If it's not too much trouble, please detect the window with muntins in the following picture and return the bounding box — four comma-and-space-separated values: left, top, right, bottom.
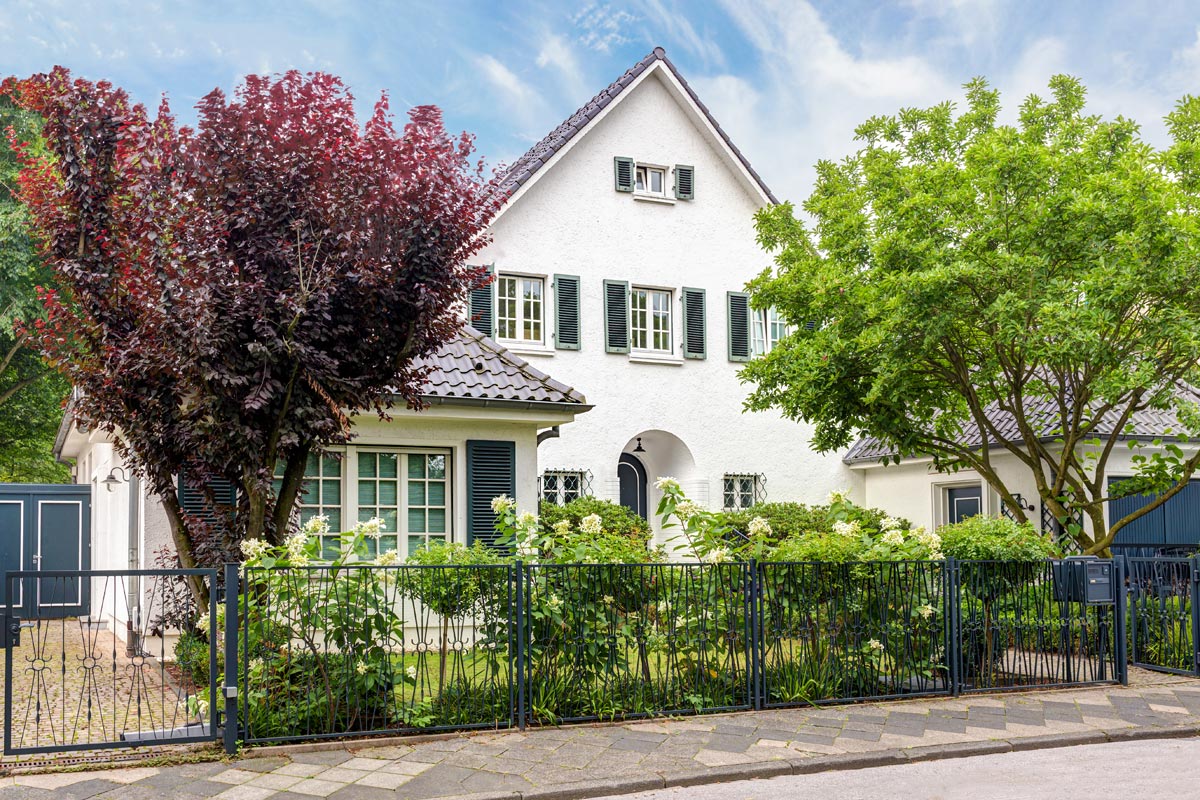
631, 288, 672, 353
751, 308, 790, 356
275, 453, 343, 558
723, 473, 764, 511
277, 448, 449, 560
496, 275, 544, 344
540, 469, 592, 505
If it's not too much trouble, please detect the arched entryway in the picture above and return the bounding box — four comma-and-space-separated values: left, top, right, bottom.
618, 452, 649, 520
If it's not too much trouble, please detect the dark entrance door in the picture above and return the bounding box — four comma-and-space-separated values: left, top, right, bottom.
947, 485, 982, 524
618, 453, 648, 520
0, 484, 91, 616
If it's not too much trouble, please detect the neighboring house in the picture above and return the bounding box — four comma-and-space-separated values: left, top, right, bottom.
51, 328, 590, 597
846, 401, 1200, 552
473, 47, 860, 539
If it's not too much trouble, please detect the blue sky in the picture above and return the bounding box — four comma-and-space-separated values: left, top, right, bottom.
4, 1, 1200, 202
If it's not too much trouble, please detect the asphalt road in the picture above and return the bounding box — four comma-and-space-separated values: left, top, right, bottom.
600, 738, 1200, 800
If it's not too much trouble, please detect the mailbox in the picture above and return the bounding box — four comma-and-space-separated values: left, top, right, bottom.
1052, 556, 1116, 605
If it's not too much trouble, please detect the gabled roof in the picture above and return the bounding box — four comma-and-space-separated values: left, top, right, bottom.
844, 398, 1191, 465
495, 46, 778, 204
415, 326, 588, 408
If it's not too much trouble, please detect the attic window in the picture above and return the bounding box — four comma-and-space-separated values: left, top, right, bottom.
635, 165, 666, 197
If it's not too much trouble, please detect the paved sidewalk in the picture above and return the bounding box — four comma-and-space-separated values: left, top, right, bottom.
3, 670, 1200, 800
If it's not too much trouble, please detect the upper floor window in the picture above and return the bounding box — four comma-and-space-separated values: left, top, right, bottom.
723, 473, 765, 511
497, 274, 544, 345
540, 469, 592, 506
635, 165, 667, 197
631, 287, 672, 353
751, 308, 790, 356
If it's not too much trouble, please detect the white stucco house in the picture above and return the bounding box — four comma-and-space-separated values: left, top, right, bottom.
847, 401, 1200, 553
40, 45, 865, 602
469, 46, 859, 539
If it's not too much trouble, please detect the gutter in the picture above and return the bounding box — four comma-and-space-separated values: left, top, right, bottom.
419, 396, 594, 414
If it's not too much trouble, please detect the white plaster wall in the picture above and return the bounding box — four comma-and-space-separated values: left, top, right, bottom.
858, 446, 1200, 534
478, 64, 860, 538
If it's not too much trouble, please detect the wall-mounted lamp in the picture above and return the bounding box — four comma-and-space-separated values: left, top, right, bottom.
633, 437, 646, 453
102, 466, 129, 493
1011, 493, 1035, 512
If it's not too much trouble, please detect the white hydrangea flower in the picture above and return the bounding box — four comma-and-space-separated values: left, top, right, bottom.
602, 594, 615, 605
357, 517, 385, 538
355, 661, 369, 676
374, 550, 399, 566
239, 537, 269, 562
880, 516, 902, 532
406, 665, 418, 680
832, 520, 861, 538
675, 500, 700, 521
195, 615, 210, 635
490, 495, 515, 514
917, 603, 936, 619
702, 547, 731, 564
748, 517, 772, 538
518, 511, 538, 528
545, 593, 564, 613
827, 489, 849, 505
881, 529, 905, 547
249, 657, 264, 672
580, 514, 603, 536
301, 514, 330, 539
654, 476, 681, 492
552, 519, 572, 538
867, 638, 884, 652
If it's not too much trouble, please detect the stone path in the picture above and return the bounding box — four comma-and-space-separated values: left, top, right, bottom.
2, 670, 1200, 800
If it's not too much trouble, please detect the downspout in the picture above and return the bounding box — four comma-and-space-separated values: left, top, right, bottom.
537, 426, 561, 446
126, 474, 141, 657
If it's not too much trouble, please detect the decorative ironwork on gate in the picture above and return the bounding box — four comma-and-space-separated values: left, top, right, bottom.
3, 569, 220, 756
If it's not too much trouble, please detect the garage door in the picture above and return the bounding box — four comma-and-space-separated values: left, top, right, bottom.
0, 484, 91, 616
1107, 478, 1200, 553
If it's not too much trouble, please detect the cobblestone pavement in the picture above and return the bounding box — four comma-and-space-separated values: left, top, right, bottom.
2, 670, 1200, 800
3, 621, 200, 754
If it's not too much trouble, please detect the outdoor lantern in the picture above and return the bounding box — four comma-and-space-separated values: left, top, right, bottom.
102, 467, 128, 493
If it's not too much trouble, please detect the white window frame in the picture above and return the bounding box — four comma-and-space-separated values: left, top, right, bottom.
752, 307, 791, 357
495, 273, 546, 346
630, 286, 673, 354
634, 163, 668, 198
540, 469, 592, 506
722, 473, 764, 511
282, 445, 452, 560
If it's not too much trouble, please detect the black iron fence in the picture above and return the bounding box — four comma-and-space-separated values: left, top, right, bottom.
231, 557, 1125, 746
2, 569, 219, 756
4, 558, 1129, 756
1125, 556, 1198, 675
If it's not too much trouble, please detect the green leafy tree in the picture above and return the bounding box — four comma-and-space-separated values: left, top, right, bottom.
0, 96, 68, 482
747, 76, 1200, 555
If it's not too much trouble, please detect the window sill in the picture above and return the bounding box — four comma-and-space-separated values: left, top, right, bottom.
629, 352, 684, 366
499, 342, 554, 357
633, 193, 675, 205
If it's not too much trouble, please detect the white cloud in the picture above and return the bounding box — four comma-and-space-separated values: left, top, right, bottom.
537, 33, 589, 102
572, 2, 637, 53
475, 54, 549, 139
640, 0, 725, 67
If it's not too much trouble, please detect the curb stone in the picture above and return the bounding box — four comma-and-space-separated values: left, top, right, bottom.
902, 740, 1013, 762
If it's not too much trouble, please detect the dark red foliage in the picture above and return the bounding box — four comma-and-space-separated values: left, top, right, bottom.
6, 68, 499, 565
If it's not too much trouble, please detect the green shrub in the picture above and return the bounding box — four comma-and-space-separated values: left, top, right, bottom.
174, 630, 211, 687
718, 501, 910, 544
938, 516, 1060, 561
539, 497, 649, 542
769, 532, 863, 563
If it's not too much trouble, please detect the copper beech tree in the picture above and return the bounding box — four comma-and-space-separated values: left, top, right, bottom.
6, 68, 499, 578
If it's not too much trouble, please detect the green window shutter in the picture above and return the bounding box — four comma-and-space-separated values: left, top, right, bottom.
614, 156, 635, 193
466, 440, 515, 550
681, 287, 706, 360
603, 279, 630, 354
674, 164, 695, 200
727, 291, 752, 362
469, 264, 495, 337
178, 473, 237, 525
553, 274, 581, 351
